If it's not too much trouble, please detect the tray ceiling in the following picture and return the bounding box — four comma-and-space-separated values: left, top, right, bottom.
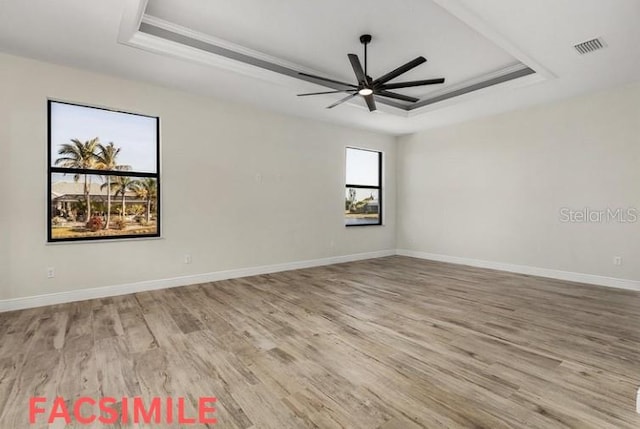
132, 0, 537, 113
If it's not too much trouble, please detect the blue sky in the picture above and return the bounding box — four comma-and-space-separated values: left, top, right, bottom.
50, 102, 157, 173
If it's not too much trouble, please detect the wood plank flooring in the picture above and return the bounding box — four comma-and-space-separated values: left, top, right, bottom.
1, 256, 639, 428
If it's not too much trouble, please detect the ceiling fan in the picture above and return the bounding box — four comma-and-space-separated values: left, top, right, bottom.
298, 34, 445, 112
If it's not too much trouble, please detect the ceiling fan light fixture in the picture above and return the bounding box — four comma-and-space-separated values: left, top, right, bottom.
297, 34, 445, 112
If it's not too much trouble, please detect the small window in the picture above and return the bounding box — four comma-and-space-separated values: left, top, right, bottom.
48, 101, 160, 242
345, 147, 382, 226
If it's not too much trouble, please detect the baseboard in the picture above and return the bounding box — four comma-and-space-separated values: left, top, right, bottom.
396, 249, 640, 292
0, 249, 395, 313
4, 248, 637, 313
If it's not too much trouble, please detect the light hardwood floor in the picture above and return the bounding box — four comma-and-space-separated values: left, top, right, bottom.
1, 256, 639, 428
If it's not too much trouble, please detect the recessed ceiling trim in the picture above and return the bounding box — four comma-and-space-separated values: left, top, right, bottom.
412, 63, 526, 100
139, 22, 300, 79
138, 20, 408, 111
410, 66, 535, 110
135, 19, 538, 114
141, 15, 317, 76
117, 0, 554, 119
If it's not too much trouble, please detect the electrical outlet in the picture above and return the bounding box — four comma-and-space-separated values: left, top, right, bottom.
47, 267, 55, 278
184, 254, 192, 264
613, 256, 622, 266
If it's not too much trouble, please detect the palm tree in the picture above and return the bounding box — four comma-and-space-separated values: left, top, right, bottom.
55, 138, 99, 221
95, 142, 121, 229
111, 176, 137, 221
133, 178, 157, 224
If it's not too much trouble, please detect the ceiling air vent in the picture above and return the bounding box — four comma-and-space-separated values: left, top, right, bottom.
574, 38, 606, 55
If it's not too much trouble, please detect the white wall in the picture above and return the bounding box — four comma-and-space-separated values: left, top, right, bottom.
4, 50, 638, 305
0, 53, 396, 301
0, 64, 9, 298
398, 82, 640, 281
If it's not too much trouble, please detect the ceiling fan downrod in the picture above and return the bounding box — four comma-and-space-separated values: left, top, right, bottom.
360, 34, 372, 81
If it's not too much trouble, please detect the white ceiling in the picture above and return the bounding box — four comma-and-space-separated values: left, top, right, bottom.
144, 0, 519, 100
0, 0, 639, 135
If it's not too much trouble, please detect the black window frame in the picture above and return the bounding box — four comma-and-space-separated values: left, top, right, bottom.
47, 100, 161, 243
345, 147, 383, 227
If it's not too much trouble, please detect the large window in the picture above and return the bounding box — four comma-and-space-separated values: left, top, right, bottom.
48, 101, 160, 242
345, 147, 382, 226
